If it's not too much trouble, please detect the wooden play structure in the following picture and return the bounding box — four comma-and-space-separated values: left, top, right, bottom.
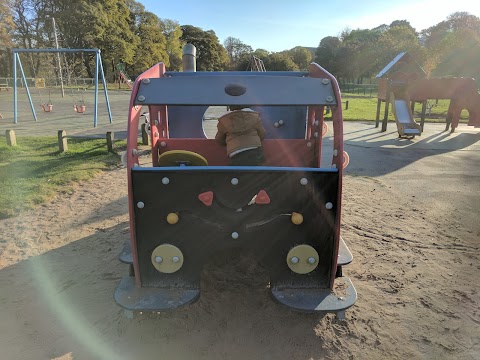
114, 57, 357, 319
376, 52, 480, 136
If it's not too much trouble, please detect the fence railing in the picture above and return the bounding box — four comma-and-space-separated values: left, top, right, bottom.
339, 82, 378, 96
0, 77, 96, 88
0, 77, 37, 88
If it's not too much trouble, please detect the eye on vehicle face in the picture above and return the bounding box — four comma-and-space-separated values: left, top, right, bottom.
224, 84, 247, 96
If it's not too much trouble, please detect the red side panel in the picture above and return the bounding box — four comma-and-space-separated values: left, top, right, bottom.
127, 63, 166, 286
309, 63, 344, 289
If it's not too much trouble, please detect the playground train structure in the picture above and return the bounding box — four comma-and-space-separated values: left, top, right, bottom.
114, 60, 357, 320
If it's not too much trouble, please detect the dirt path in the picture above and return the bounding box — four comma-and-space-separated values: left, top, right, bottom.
0, 159, 479, 359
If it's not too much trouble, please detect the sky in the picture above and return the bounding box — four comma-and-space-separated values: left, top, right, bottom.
141, 0, 480, 52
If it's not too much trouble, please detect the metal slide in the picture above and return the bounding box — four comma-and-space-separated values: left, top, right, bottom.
390, 88, 422, 137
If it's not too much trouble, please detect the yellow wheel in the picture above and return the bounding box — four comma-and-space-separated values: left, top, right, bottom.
151, 244, 184, 273
286, 245, 319, 274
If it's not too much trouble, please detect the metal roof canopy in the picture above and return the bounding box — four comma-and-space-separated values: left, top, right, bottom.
376, 52, 427, 79
134, 75, 337, 106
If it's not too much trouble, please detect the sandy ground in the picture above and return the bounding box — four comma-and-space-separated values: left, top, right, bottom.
0, 122, 479, 360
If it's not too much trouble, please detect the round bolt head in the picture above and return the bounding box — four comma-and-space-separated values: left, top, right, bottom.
325, 202, 333, 210
142, 78, 150, 84
160, 141, 167, 147
231, 178, 239, 185
314, 120, 319, 126
308, 257, 316, 264
162, 177, 170, 185
300, 178, 308, 185
154, 119, 159, 125
290, 256, 299, 264
307, 142, 312, 148
326, 96, 334, 102
231, 232, 239, 239
137, 201, 145, 209
314, 132, 318, 138
154, 132, 159, 137
278, 120, 284, 125
172, 256, 180, 263
154, 256, 163, 263
322, 79, 329, 85
274, 122, 279, 128
132, 149, 138, 156
137, 95, 145, 102
333, 149, 338, 156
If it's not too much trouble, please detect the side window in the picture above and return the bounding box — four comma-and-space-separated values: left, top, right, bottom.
202, 106, 231, 139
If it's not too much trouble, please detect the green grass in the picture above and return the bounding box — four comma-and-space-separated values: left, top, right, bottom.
0, 137, 126, 219
335, 93, 469, 122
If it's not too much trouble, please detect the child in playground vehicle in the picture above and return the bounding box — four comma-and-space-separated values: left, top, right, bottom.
215, 105, 266, 166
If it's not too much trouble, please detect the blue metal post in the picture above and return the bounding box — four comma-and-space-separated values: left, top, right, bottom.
16, 53, 38, 122
94, 51, 99, 127
98, 52, 113, 123
13, 52, 17, 124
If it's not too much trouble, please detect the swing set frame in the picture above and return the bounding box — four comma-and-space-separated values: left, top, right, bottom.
12, 48, 112, 127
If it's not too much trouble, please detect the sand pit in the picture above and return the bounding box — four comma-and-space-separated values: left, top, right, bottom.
0, 122, 479, 359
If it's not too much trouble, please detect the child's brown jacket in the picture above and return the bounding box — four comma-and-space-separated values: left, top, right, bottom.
215, 110, 266, 156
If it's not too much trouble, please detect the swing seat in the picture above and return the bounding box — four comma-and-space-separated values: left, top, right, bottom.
41, 103, 53, 112
74, 105, 86, 113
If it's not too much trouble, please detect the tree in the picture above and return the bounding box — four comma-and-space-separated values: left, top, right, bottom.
265, 52, 298, 71
337, 28, 383, 82
223, 36, 252, 69
160, 18, 183, 71
421, 12, 480, 79
0, 0, 14, 76
23, 0, 138, 80
390, 20, 416, 34
180, 25, 228, 71
81, 0, 137, 79
235, 48, 269, 71
0, 0, 14, 47
315, 36, 341, 75
374, 24, 422, 76
287, 46, 312, 70
131, 11, 169, 74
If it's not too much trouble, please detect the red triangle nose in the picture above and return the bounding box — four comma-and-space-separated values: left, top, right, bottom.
255, 190, 270, 204
198, 191, 214, 206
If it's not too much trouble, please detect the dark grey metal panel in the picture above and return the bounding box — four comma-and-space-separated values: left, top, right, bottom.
114, 276, 200, 311
338, 236, 353, 266
271, 277, 357, 312
131, 168, 339, 288
135, 76, 336, 106
119, 241, 133, 264
166, 71, 308, 77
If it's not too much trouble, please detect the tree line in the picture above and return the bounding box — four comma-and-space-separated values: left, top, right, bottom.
0, 1, 479, 85
315, 14, 480, 83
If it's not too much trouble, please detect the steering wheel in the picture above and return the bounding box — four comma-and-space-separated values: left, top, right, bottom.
158, 150, 208, 166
